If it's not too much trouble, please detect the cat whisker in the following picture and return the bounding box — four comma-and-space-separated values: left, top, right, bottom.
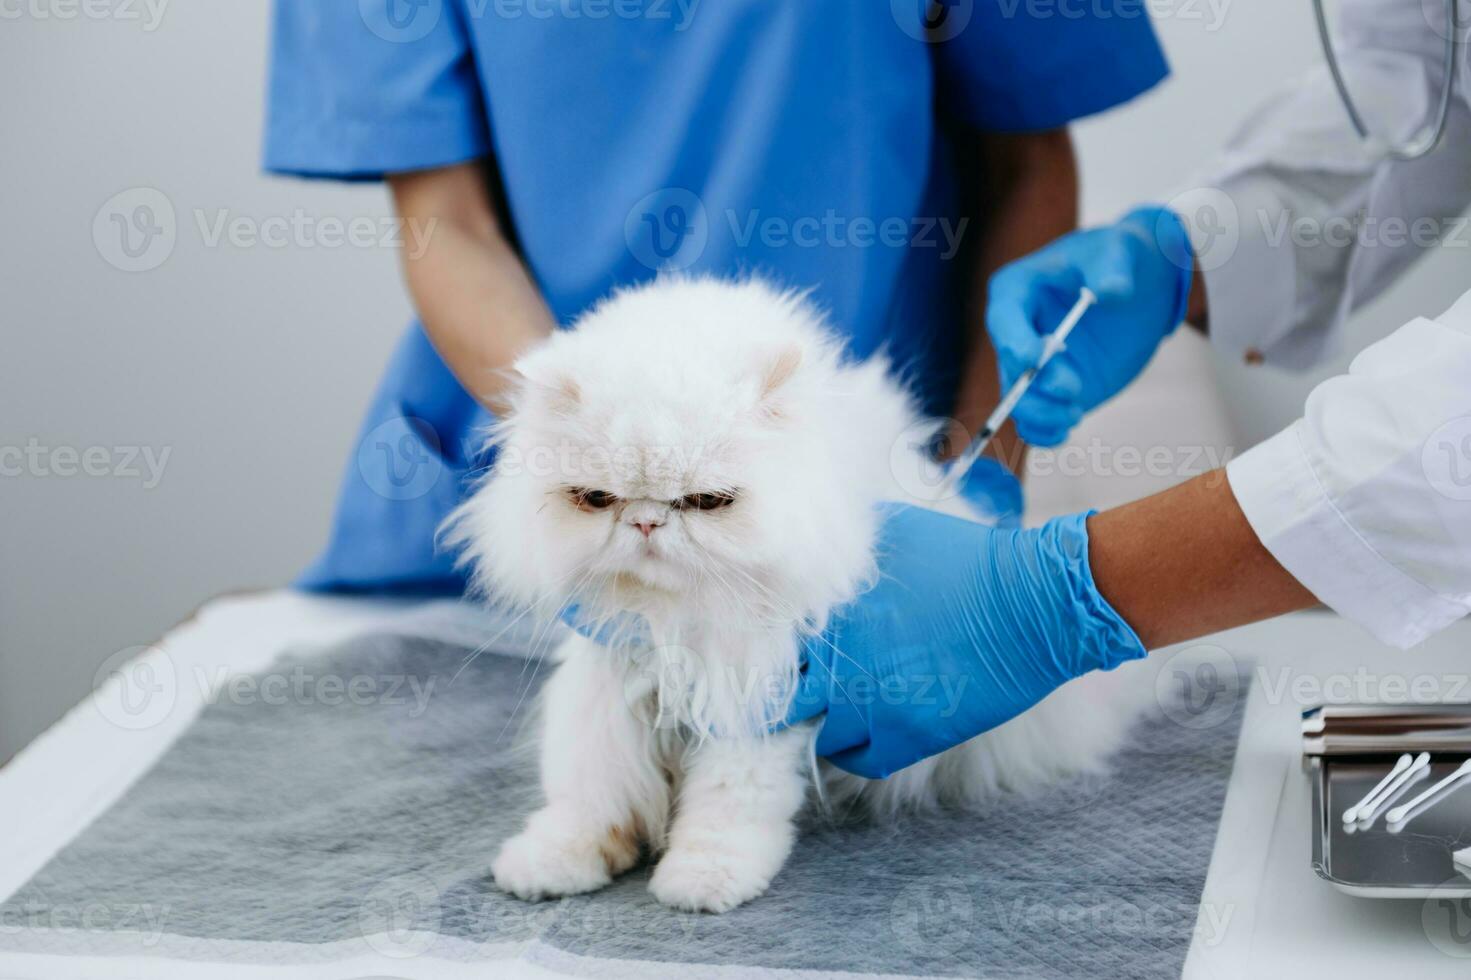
451, 556, 604, 684
494, 559, 610, 744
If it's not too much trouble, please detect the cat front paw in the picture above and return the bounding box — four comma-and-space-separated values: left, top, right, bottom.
648, 845, 774, 913
492, 826, 616, 901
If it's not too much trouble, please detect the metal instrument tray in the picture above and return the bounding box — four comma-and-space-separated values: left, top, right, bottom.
1304, 704, 1471, 898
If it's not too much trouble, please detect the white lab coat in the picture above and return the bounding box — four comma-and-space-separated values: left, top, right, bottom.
1171, 0, 1471, 648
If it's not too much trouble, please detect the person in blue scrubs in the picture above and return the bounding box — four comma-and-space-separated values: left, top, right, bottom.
265, 1, 1169, 594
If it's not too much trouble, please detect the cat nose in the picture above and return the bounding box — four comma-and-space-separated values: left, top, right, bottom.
632, 519, 663, 538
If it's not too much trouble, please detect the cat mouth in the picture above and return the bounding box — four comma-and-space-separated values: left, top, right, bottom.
611, 558, 688, 594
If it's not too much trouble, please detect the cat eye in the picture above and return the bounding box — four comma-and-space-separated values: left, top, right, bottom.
674, 491, 737, 512
567, 487, 619, 511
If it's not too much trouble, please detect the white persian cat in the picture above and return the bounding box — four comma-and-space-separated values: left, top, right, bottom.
447, 276, 1143, 913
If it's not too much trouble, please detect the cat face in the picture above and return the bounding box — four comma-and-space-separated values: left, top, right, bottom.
447, 277, 892, 631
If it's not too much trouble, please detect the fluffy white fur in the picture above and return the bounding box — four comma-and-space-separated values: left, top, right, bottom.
446, 276, 1145, 913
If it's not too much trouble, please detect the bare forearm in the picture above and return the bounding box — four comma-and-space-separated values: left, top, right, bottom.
1086, 470, 1317, 649
951, 128, 1079, 468
390, 162, 556, 408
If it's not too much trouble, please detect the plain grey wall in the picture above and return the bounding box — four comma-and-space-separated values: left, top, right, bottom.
3, 2, 1467, 763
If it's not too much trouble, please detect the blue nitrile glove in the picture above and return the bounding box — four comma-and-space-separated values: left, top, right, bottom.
947, 456, 1023, 529
986, 206, 1194, 447
786, 503, 1145, 779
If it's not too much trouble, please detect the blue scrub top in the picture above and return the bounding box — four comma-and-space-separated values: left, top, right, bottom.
265, 0, 1168, 594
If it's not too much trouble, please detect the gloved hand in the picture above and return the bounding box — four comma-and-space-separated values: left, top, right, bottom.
948, 456, 1023, 529
786, 503, 1145, 778
986, 206, 1194, 447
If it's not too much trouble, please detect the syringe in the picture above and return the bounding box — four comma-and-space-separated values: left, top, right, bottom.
941, 288, 1097, 497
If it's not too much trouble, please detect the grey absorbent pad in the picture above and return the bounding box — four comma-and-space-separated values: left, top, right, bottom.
0, 631, 1245, 978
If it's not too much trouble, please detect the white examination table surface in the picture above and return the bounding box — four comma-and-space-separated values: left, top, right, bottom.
1, 592, 1469, 978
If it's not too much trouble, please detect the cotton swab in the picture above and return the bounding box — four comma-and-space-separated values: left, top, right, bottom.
1346, 752, 1429, 823
1386, 759, 1471, 825
940, 288, 1096, 498
1342, 752, 1417, 824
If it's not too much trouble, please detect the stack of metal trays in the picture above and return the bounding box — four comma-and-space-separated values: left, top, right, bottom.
1303, 704, 1471, 898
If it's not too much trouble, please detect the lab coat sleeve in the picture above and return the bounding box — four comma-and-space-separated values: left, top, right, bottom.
1227, 289, 1471, 649
263, 0, 491, 180
1171, 0, 1471, 368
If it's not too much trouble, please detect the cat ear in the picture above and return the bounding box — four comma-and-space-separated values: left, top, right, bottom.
756, 344, 802, 421
514, 359, 581, 415
760, 345, 802, 398
482, 366, 525, 417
